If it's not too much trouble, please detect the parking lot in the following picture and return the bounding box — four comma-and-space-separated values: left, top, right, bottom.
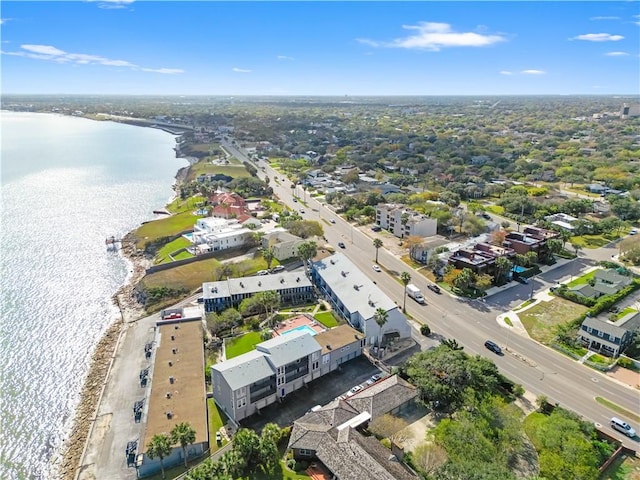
242, 356, 382, 432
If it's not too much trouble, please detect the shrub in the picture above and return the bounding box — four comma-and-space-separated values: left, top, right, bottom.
420, 324, 431, 336
319, 303, 327, 311
380, 438, 391, 449
617, 357, 634, 369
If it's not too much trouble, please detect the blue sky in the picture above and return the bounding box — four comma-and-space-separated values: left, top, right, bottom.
1, 1, 639, 95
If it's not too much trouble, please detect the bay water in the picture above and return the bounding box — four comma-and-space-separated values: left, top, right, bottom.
0, 111, 186, 479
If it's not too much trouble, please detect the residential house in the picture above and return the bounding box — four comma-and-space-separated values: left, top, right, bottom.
578, 313, 640, 357
261, 230, 305, 261
311, 253, 411, 346
503, 226, 559, 261
447, 242, 515, 276
192, 217, 253, 252
545, 213, 579, 231
136, 319, 208, 478
287, 376, 419, 480
375, 204, 437, 239
202, 272, 314, 313
570, 268, 632, 299
314, 324, 366, 375
209, 191, 250, 220
587, 184, 608, 195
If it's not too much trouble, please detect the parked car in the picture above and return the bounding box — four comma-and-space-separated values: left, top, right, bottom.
338, 242, 346, 249
330, 219, 336, 224
630, 228, 638, 235
256, 270, 269, 276
515, 276, 529, 284
346, 385, 363, 397
215, 432, 222, 444
372, 264, 381, 272
484, 340, 503, 355
608, 306, 620, 313
299, 209, 305, 213
481, 212, 491, 220
270, 265, 285, 273
371, 225, 382, 232
427, 284, 441, 294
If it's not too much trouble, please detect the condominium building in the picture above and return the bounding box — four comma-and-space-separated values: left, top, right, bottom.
310, 253, 411, 346
375, 204, 437, 238
202, 272, 314, 313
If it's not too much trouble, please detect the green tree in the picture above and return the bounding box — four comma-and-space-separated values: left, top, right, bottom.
400, 271, 411, 312
373, 238, 383, 263
171, 422, 196, 468
146, 433, 173, 479
374, 307, 388, 357
494, 256, 513, 285
297, 241, 318, 271
262, 247, 275, 270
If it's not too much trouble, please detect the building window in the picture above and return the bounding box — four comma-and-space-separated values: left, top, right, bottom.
312, 361, 319, 370
299, 449, 313, 456
322, 354, 330, 364
597, 330, 604, 337
237, 397, 246, 408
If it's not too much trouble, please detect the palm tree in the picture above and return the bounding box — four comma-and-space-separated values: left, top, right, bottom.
146, 433, 173, 479
400, 271, 411, 312
373, 238, 383, 263
572, 242, 583, 257
262, 247, 275, 270
494, 256, 513, 284
373, 307, 388, 357
297, 241, 317, 273
171, 422, 196, 468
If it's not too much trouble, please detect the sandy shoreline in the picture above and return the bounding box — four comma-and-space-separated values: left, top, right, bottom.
55, 235, 151, 480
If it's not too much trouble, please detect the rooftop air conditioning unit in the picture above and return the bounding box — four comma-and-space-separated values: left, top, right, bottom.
166, 411, 173, 419
168, 361, 173, 367
166, 392, 171, 399
171, 335, 175, 341
169, 376, 175, 384
172, 348, 178, 354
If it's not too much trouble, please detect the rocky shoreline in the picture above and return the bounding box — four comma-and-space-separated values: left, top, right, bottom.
56, 235, 151, 480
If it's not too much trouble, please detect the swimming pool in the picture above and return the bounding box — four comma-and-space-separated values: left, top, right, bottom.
512, 266, 526, 273
280, 324, 318, 336
183, 233, 194, 242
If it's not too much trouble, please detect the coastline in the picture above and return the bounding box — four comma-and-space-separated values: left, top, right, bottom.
56, 233, 152, 480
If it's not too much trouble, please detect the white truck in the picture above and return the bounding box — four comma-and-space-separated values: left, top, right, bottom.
406, 284, 425, 304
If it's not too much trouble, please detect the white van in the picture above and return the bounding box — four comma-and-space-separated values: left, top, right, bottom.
610, 417, 636, 437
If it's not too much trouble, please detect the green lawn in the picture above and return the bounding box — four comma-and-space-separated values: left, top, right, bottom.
613, 307, 636, 321
485, 204, 505, 215
566, 269, 597, 288
518, 297, 588, 344
207, 398, 229, 453
226, 331, 263, 359
154, 236, 192, 264
571, 234, 620, 249
314, 311, 340, 328
166, 195, 206, 214
133, 210, 203, 250
185, 159, 252, 182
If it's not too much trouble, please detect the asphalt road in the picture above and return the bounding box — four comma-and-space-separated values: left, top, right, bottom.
223, 140, 640, 447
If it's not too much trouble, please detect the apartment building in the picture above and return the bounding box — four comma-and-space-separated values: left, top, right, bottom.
375, 204, 437, 239
202, 272, 314, 313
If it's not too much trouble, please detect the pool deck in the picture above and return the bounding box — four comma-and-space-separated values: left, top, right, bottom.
272, 314, 326, 337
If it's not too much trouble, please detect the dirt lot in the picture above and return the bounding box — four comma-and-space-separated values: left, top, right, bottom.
517, 297, 588, 344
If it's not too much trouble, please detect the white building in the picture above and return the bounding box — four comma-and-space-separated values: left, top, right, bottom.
192, 217, 253, 251
375, 204, 437, 238
311, 253, 411, 347
261, 230, 306, 261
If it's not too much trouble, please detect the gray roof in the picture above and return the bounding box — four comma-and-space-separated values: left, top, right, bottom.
256, 330, 321, 367
581, 316, 629, 339
288, 400, 416, 480
203, 272, 312, 300
594, 269, 631, 286
346, 375, 418, 419
312, 253, 397, 320
570, 284, 599, 298
619, 312, 640, 331
212, 349, 274, 391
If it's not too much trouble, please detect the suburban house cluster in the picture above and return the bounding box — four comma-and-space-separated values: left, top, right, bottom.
212, 325, 365, 422
375, 203, 438, 239
287, 375, 419, 480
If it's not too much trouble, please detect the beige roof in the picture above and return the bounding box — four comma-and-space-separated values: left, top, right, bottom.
346, 375, 418, 419
141, 320, 208, 453
314, 324, 364, 354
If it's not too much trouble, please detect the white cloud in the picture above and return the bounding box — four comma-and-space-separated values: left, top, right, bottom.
232, 67, 251, 73
590, 16, 620, 21
605, 51, 629, 56
86, 0, 134, 9
277, 55, 294, 61
499, 70, 513, 75
571, 33, 624, 42
2, 44, 182, 74
521, 70, 545, 75
357, 22, 506, 51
